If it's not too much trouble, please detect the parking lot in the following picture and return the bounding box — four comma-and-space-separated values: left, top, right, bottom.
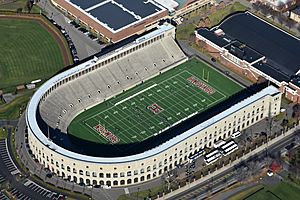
0, 174, 5, 184
24, 180, 62, 200
8, 188, 31, 200
0, 192, 8, 200
0, 139, 19, 175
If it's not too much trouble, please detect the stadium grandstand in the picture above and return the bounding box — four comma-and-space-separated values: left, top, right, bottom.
195, 11, 300, 103
27, 24, 281, 187
51, 0, 215, 42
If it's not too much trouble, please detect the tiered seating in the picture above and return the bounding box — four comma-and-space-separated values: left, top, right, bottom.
39, 36, 187, 132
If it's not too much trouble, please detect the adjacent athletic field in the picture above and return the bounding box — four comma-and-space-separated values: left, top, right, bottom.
0, 18, 66, 90
231, 182, 300, 200
68, 58, 243, 144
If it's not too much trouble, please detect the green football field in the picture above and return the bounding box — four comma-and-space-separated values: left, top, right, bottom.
68, 58, 243, 144
0, 19, 65, 90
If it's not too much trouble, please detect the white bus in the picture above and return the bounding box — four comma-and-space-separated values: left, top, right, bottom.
204, 150, 221, 165
231, 131, 241, 139
188, 149, 204, 163
220, 140, 236, 150
220, 143, 238, 156
213, 140, 226, 149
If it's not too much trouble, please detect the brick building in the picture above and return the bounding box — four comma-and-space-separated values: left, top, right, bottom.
195, 11, 300, 102
51, 0, 168, 43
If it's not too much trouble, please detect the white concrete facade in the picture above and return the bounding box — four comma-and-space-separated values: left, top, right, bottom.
27, 85, 281, 187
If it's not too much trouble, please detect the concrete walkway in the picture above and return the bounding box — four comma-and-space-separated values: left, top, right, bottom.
37, 0, 102, 59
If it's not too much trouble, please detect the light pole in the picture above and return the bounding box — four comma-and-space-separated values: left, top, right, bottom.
136, 187, 140, 200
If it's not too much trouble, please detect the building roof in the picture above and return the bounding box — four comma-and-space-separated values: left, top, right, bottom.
197, 28, 231, 47
67, 0, 166, 32
252, 61, 290, 82
291, 7, 300, 15
218, 12, 300, 77
224, 41, 263, 63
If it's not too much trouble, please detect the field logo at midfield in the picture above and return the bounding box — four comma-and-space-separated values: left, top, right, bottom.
148, 103, 164, 114
187, 76, 215, 95
94, 124, 119, 144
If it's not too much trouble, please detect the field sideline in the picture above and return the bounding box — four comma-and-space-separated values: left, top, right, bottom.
68, 58, 243, 144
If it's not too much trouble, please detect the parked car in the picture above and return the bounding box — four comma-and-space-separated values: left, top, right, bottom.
74, 56, 79, 63
267, 169, 274, 177
78, 27, 88, 34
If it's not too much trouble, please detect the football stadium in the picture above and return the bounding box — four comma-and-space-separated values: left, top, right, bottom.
26, 24, 281, 187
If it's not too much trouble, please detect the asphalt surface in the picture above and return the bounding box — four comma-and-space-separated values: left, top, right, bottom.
170, 129, 300, 200
0, 127, 53, 200
37, 0, 103, 60
0, 120, 18, 127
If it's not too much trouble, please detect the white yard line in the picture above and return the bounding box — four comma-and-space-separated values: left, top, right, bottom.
114, 84, 158, 106
82, 70, 227, 143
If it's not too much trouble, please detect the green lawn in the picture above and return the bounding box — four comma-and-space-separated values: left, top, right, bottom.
68, 58, 242, 145
176, 23, 196, 41
231, 182, 300, 200
208, 2, 248, 27
0, 92, 33, 120
0, 19, 65, 90
0, 127, 8, 139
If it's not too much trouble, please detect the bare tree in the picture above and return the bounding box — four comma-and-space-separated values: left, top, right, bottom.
25, 0, 33, 13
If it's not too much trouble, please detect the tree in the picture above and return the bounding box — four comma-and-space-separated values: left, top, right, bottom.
16, 8, 23, 13
281, 118, 289, 132
277, 15, 284, 25
26, 0, 34, 13
210, 5, 216, 14
292, 104, 300, 121
260, 4, 271, 16
252, 2, 260, 12
204, 17, 211, 27
219, 1, 226, 10
197, 19, 205, 28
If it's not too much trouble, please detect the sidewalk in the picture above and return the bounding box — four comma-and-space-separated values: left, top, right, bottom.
158, 126, 299, 199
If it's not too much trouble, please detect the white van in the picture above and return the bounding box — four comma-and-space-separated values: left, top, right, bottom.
231, 131, 241, 139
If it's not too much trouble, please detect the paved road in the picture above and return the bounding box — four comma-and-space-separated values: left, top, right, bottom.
0, 120, 18, 127
37, 0, 103, 60
170, 129, 299, 200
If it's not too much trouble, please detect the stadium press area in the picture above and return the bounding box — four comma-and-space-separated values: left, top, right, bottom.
68, 58, 242, 145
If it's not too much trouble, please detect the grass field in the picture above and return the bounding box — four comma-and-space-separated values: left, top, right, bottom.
68, 58, 242, 144
0, 19, 65, 90
0, 91, 33, 120
208, 2, 248, 27
232, 182, 300, 200
0, 127, 8, 139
